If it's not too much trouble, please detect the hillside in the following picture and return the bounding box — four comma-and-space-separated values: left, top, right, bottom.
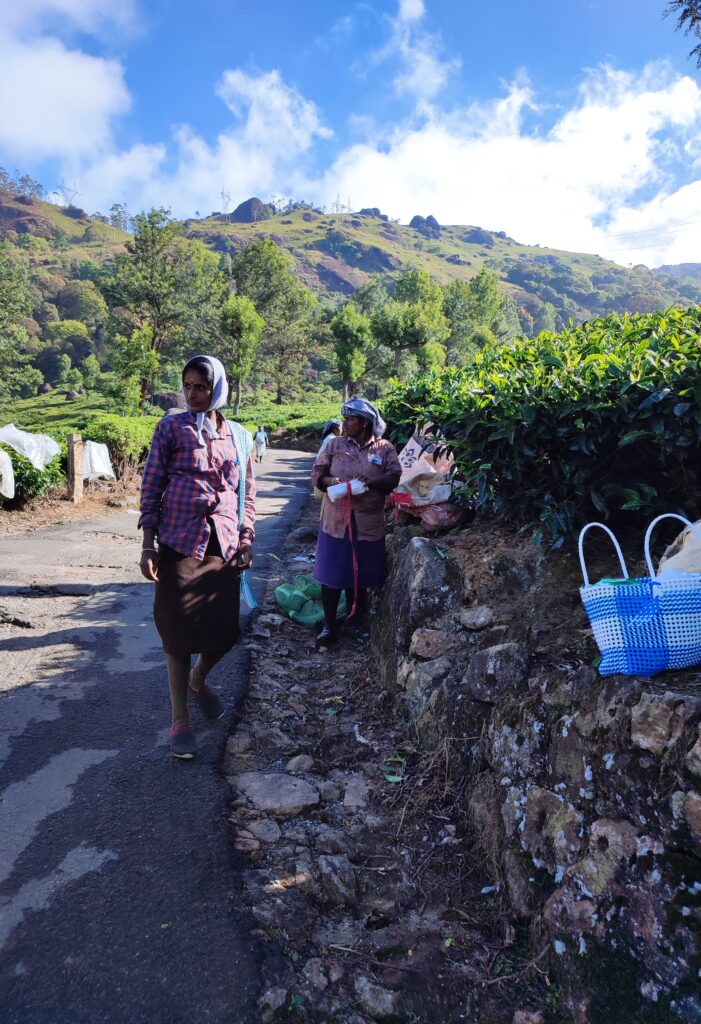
186, 204, 701, 325
1, 190, 699, 333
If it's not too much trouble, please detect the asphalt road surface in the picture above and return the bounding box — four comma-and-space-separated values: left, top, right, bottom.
0, 448, 314, 1024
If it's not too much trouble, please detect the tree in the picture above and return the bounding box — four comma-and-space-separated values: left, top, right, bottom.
330, 304, 372, 400
393, 267, 443, 308
371, 296, 449, 372
110, 326, 160, 415
45, 320, 90, 344
0, 244, 32, 401
666, 0, 701, 65
231, 239, 317, 402
56, 353, 72, 383
443, 270, 519, 365
351, 278, 387, 315
109, 203, 131, 232
532, 302, 558, 336
82, 353, 102, 391
56, 280, 108, 329
103, 208, 226, 403
218, 295, 264, 413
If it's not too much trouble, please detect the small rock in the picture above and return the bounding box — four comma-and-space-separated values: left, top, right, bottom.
409, 628, 454, 660
317, 780, 341, 801
234, 836, 261, 854
258, 986, 289, 1024
354, 975, 400, 1020
257, 613, 287, 628
226, 732, 252, 754
248, 818, 282, 843
315, 825, 352, 855
286, 754, 315, 773
250, 624, 271, 639
301, 958, 328, 991
236, 773, 320, 815
513, 1012, 545, 1024
631, 692, 701, 756
343, 776, 370, 810
328, 961, 345, 984
685, 730, 701, 777
683, 791, 701, 840
318, 854, 357, 908
463, 642, 529, 703
458, 605, 494, 630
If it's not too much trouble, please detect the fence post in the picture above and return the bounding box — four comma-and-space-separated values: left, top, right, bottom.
67, 433, 84, 504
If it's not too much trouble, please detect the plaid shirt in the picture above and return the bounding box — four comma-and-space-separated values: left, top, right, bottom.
138, 412, 256, 561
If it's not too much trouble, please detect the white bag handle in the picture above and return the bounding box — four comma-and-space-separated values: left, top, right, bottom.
578, 522, 629, 587
644, 513, 692, 579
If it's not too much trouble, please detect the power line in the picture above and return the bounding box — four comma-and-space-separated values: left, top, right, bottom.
595, 217, 701, 243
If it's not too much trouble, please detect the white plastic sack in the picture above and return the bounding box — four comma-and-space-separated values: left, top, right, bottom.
83, 440, 116, 482
0, 423, 60, 471
0, 449, 15, 499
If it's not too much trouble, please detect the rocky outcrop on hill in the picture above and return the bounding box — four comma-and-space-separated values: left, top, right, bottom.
371, 520, 701, 1024
409, 214, 441, 238
231, 196, 275, 223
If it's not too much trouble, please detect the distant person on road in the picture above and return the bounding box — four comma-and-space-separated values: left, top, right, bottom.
253, 425, 269, 464
138, 355, 256, 759
318, 418, 342, 453
311, 397, 401, 646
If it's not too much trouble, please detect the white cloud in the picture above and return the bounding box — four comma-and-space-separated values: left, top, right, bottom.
369, 0, 460, 102
0, 0, 134, 163
315, 63, 701, 266
68, 69, 332, 216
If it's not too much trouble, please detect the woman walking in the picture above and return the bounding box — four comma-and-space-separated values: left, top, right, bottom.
139, 355, 256, 759
253, 425, 269, 464
311, 397, 401, 646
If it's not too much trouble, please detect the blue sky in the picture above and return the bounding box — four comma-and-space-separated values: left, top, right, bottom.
1, 0, 700, 266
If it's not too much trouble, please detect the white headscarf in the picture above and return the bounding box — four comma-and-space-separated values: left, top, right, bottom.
184, 354, 229, 442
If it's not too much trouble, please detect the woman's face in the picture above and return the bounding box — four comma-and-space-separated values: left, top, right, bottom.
343, 414, 369, 440
183, 369, 212, 412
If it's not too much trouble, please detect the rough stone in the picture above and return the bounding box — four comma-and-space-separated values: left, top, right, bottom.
234, 835, 261, 853
405, 655, 452, 707
343, 776, 370, 810
285, 754, 315, 773
683, 791, 701, 841
226, 732, 252, 754
257, 613, 287, 628
685, 731, 701, 777
458, 605, 494, 631
543, 888, 597, 935
318, 854, 357, 908
315, 825, 353, 855
248, 818, 282, 844
301, 958, 328, 992
463, 642, 529, 703
568, 818, 639, 897
630, 692, 701, 755
513, 1012, 545, 1024
409, 627, 454, 660
521, 787, 583, 874
258, 987, 289, 1024
235, 773, 320, 815
316, 780, 341, 801
354, 975, 400, 1020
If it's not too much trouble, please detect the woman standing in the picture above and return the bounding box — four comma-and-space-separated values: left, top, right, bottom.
139, 355, 256, 759
318, 418, 342, 454
311, 397, 401, 646
253, 425, 269, 464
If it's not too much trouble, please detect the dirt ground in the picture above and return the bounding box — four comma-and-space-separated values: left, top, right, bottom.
0, 480, 139, 535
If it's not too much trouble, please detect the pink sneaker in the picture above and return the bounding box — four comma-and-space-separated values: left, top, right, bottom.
189, 683, 226, 721
169, 724, 197, 759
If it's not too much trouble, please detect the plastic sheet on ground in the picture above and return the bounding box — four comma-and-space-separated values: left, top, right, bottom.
83, 440, 116, 482
0, 423, 60, 471
275, 574, 347, 628
0, 449, 15, 499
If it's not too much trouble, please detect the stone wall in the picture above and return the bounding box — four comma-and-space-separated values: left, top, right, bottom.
371, 522, 701, 1023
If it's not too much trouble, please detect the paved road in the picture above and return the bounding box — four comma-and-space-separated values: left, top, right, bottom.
0, 448, 314, 1024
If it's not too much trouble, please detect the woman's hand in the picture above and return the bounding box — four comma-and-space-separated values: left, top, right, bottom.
140, 548, 159, 582
235, 542, 253, 569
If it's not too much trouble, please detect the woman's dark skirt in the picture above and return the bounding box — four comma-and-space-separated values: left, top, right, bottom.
154, 528, 240, 657
313, 523, 386, 590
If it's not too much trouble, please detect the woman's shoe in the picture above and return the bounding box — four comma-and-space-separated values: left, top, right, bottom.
316, 625, 338, 647
344, 617, 369, 641
189, 683, 226, 721
169, 724, 197, 759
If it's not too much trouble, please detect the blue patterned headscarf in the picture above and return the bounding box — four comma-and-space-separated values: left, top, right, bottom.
341, 396, 386, 438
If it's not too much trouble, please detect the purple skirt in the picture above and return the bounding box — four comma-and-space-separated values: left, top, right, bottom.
313, 523, 386, 590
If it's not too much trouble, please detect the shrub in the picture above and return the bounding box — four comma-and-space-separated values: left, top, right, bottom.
88, 414, 157, 473
381, 306, 701, 547
0, 444, 65, 506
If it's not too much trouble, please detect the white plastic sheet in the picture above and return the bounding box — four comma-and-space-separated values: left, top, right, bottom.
0, 449, 15, 499
83, 440, 116, 482
0, 423, 60, 471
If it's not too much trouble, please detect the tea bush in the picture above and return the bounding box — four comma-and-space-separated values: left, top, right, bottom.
0, 443, 65, 505
382, 306, 701, 546
89, 415, 158, 472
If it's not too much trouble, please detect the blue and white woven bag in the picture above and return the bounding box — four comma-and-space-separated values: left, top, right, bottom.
578, 514, 701, 677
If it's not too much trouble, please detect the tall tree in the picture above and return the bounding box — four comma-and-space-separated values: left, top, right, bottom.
231, 239, 316, 402
103, 208, 225, 403
330, 303, 372, 400
0, 244, 32, 401
218, 295, 264, 413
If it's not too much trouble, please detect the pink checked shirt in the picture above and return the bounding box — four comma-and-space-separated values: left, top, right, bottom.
138, 412, 256, 561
